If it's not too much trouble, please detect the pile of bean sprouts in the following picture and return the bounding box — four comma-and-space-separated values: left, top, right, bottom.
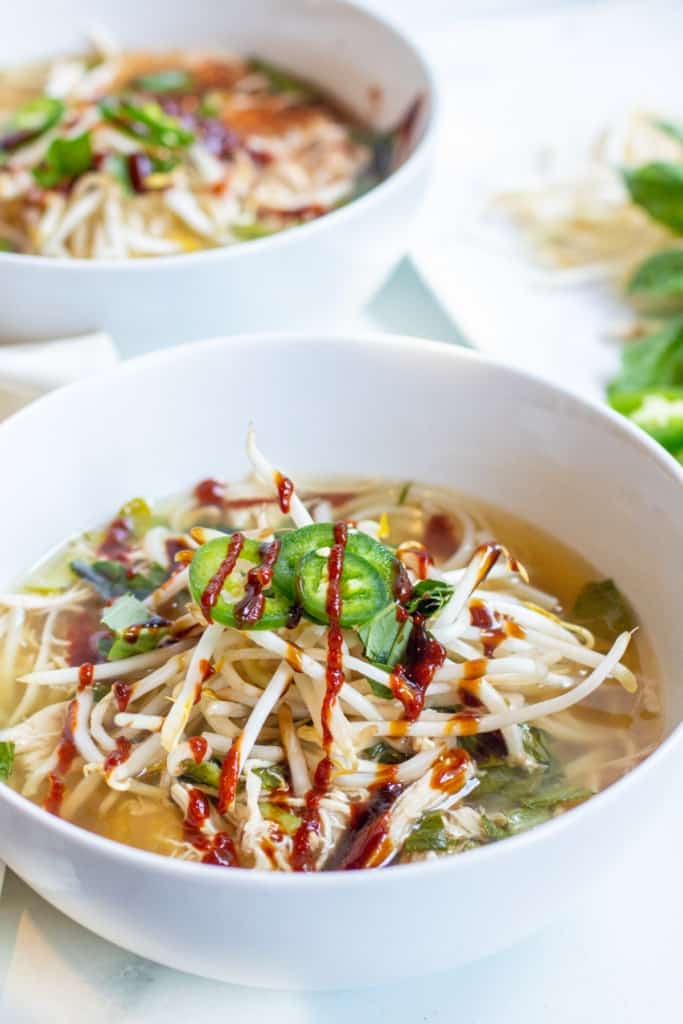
0, 34, 375, 258
0, 430, 652, 871
496, 112, 680, 288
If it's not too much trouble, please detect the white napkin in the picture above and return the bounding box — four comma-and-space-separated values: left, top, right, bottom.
0, 331, 119, 892
0, 331, 119, 421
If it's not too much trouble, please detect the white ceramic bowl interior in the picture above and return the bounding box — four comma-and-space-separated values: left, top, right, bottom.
0, 0, 435, 354
0, 333, 681, 989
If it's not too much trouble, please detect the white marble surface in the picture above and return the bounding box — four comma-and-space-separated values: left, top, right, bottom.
2, 2, 682, 1020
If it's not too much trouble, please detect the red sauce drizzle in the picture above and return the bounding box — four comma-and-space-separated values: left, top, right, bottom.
290, 755, 334, 872
103, 736, 133, 775
393, 559, 413, 604
188, 735, 208, 764
98, 517, 132, 562
183, 787, 240, 867
44, 700, 78, 816
334, 782, 404, 870
78, 662, 94, 690
217, 736, 243, 814
320, 522, 348, 748
388, 613, 446, 720
234, 538, 282, 626
200, 531, 244, 621
430, 747, 470, 793
424, 513, 461, 562
194, 478, 225, 507
112, 680, 132, 712
274, 471, 294, 514
66, 610, 105, 667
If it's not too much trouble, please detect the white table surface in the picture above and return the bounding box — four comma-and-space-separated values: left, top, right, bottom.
2, 2, 682, 1020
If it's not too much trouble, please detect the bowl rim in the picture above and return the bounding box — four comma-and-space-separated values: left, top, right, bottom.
1, 330, 681, 889
0, 0, 437, 274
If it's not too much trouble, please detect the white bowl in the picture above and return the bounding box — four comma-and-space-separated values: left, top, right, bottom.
0, 333, 681, 989
0, 0, 435, 355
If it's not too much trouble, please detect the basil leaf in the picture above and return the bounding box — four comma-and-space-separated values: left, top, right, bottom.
33, 132, 93, 188
248, 58, 318, 100
628, 249, 683, 300
368, 679, 394, 700
404, 811, 449, 852
357, 603, 412, 669
0, 740, 15, 781
572, 579, 635, 643
361, 741, 408, 765
622, 162, 683, 233
71, 559, 167, 600
133, 69, 194, 93
253, 764, 286, 791
607, 317, 683, 395
407, 579, 454, 617
101, 593, 151, 632
521, 782, 591, 810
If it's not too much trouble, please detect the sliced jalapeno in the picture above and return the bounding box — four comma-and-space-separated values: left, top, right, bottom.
297, 549, 388, 626
189, 535, 293, 629
0, 97, 64, 153
100, 97, 195, 149
273, 523, 398, 600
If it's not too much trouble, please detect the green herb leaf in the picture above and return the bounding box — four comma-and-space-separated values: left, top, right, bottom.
0, 238, 15, 252
181, 759, 221, 789
368, 679, 394, 700
628, 249, 683, 300
607, 317, 683, 395
260, 801, 301, 836
622, 162, 683, 233
133, 69, 194, 93
656, 120, 683, 147
397, 481, 412, 505
101, 593, 151, 632
520, 725, 555, 768
253, 764, 287, 791
248, 58, 318, 100
404, 811, 449, 852
107, 625, 168, 661
572, 579, 635, 643
92, 682, 112, 704
0, 740, 15, 781
33, 132, 93, 188
357, 603, 412, 669
481, 814, 509, 840
71, 559, 168, 600
407, 579, 454, 617
361, 741, 408, 765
